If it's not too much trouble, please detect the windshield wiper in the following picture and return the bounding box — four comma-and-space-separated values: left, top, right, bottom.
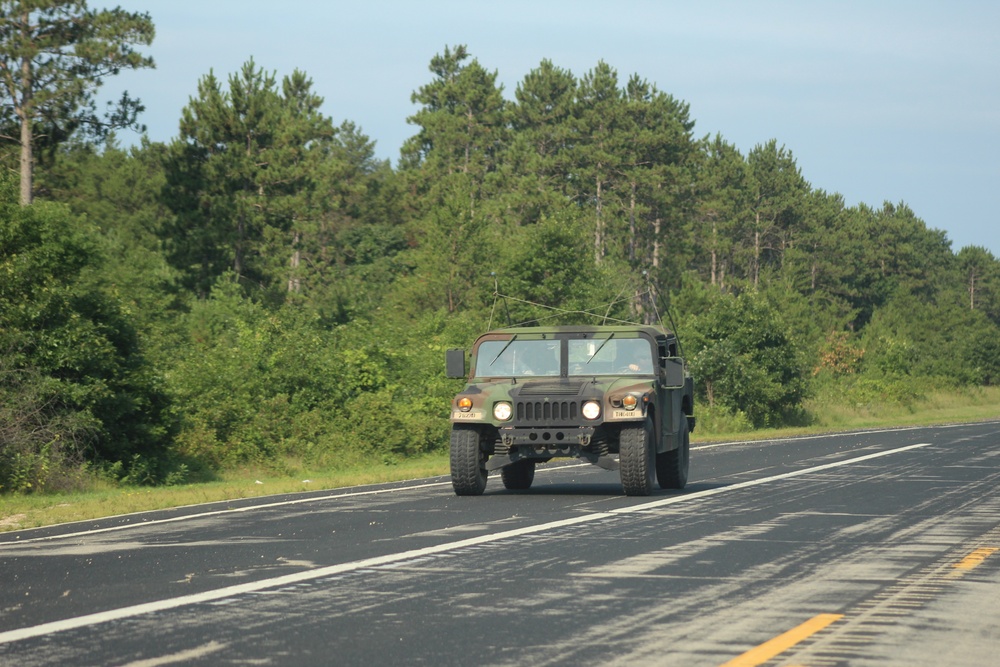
489, 334, 518, 367
586, 332, 615, 364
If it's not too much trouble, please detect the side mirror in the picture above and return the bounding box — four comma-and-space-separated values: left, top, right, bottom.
662, 357, 685, 388
446, 349, 466, 379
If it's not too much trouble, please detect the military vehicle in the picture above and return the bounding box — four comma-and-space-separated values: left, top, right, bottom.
446, 324, 694, 496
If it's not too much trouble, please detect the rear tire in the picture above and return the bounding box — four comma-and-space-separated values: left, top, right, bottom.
620, 417, 655, 496
656, 415, 690, 490
501, 459, 535, 490
451, 425, 487, 496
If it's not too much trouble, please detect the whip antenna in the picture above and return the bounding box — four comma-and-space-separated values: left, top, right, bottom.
489, 273, 512, 329
645, 271, 685, 358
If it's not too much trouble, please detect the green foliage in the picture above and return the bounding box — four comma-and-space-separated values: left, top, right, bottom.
780, 189, 864, 331
0, 359, 96, 492
7, 46, 1000, 495
167, 279, 337, 466
38, 139, 182, 334
164, 280, 463, 471
165, 60, 340, 298
691, 403, 754, 435
686, 290, 809, 427
0, 173, 173, 490
860, 290, 1000, 385
498, 212, 626, 325
0, 0, 155, 203
740, 140, 808, 286
402, 44, 507, 186
506, 59, 578, 224
957, 245, 1000, 324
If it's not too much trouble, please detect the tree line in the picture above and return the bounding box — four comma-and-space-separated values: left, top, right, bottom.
2, 8, 999, 493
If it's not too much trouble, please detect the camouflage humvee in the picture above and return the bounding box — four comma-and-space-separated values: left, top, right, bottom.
445, 324, 694, 496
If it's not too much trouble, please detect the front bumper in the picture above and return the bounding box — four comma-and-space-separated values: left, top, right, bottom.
498, 425, 597, 447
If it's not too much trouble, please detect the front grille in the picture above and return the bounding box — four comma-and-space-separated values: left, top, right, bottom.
516, 400, 579, 423
519, 381, 584, 396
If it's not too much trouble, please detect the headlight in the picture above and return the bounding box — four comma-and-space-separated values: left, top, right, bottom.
582, 400, 601, 420
457, 397, 473, 412
493, 402, 513, 421
622, 394, 638, 410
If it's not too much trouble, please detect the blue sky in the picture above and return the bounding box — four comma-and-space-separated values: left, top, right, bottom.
113, 1, 1000, 255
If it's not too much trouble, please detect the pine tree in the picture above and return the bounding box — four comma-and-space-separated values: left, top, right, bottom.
506, 59, 577, 223
401, 44, 507, 219
165, 60, 336, 297
0, 0, 154, 204
744, 140, 808, 286
572, 61, 623, 264
692, 136, 748, 291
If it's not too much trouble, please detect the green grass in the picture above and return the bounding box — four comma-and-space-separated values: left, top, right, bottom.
693, 385, 1000, 443
0, 454, 450, 533
3, 386, 999, 533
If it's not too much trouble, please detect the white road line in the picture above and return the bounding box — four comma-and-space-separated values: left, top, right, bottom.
692, 421, 993, 450
9, 462, 592, 545
611, 442, 933, 513
0, 511, 616, 645
0, 441, 933, 646
8, 480, 454, 545
119, 640, 227, 667
8, 422, 965, 545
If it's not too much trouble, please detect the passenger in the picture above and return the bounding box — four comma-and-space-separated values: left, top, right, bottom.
620, 348, 652, 373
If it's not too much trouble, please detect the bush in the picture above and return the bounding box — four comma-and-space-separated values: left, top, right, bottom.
163, 278, 459, 472
0, 358, 98, 492
1, 176, 174, 491
693, 404, 754, 436
685, 290, 809, 427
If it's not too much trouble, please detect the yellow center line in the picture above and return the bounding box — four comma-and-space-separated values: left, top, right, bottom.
718, 613, 843, 667
953, 547, 998, 571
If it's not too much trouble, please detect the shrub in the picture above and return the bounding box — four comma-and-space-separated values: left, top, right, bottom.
685, 290, 809, 427
1, 176, 174, 491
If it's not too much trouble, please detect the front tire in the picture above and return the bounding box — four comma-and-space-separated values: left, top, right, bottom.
656, 415, 690, 490
620, 417, 655, 496
451, 425, 488, 496
501, 459, 535, 490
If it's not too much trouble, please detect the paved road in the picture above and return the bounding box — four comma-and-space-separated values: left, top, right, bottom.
2, 422, 999, 666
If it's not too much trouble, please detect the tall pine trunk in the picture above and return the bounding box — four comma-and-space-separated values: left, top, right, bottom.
628, 181, 637, 263
594, 173, 604, 264
969, 269, 976, 310
653, 217, 661, 269
288, 231, 301, 293
710, 219, 718, 286
18, 49, 32, 206
753, 211, 761, 288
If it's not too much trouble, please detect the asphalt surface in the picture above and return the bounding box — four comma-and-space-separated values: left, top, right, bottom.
2, 422, 999, 666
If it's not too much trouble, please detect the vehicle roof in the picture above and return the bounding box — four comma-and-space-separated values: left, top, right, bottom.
480, 324, 675, 340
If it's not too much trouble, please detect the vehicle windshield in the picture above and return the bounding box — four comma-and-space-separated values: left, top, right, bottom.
474, 336, 655, 377
475, 339, 561, 377
568, 338, 653, 376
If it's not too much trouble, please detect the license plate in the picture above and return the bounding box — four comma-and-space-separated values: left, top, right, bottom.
611, 409, 640, 419
452, 410, 484, 421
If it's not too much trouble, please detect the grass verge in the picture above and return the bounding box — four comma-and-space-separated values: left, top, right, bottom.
0, 454, 449, 533
2, 387, 999, 533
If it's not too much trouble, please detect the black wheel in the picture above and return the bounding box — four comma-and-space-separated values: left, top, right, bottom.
656, 414, 690, 490
450, 425, 487, 496
501, 459, 536, 490
620, 417, 655, 496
